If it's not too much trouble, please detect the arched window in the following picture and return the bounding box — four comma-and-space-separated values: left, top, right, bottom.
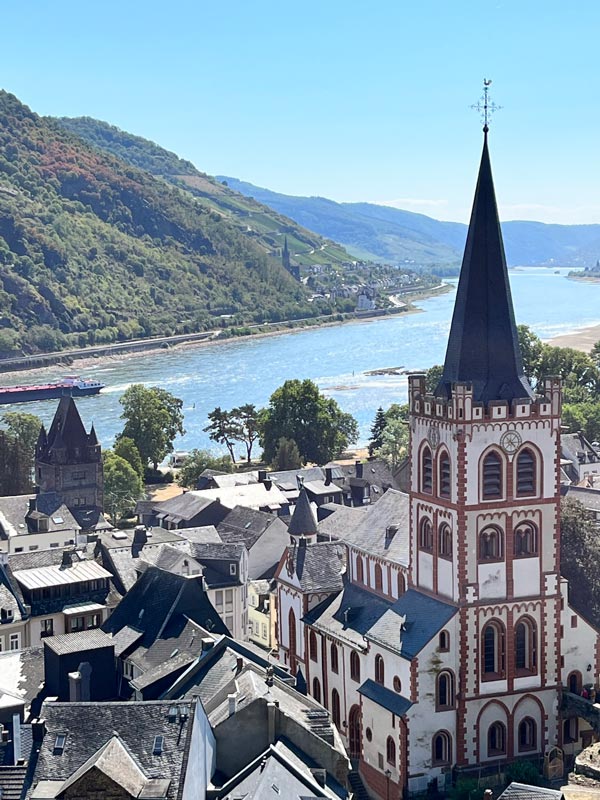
309, 631, 318, 662
312, 677, 321, 704
374, 563, 383, 591
419, 518, 433, 552
375, 654, 385, 685
482, 621, 505, 679
288, 608, 297, 670
518, 717, 537, 752
422, 446, 433, 493
438, 523, 452, 558
439, 451, 451, 498
516, 448, 536, 496
350, 651, 361, 682
568, 671, 582, 694
515, 617, 537, 674
331, 643, 339, 674
356, 555, 364, 584
488, 722, 506, 756
479, 526, 503, 560
482, 451, 503, 500
514, 522, 538, 557
331, 689, 341, 728
432, 731, 451, 765
439, 630, 450, 651
386, 736, 396, 765
436, 671, 455, 710
397, 572, 406, 596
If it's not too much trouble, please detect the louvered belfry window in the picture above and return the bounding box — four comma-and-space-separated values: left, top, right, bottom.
516, 448, 536, 496
482, 451, 502, 499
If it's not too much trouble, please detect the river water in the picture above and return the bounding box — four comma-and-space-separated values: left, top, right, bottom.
2, 268, 599, 453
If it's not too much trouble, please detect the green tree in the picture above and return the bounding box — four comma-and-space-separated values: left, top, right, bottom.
103, 451, 143, 524
517, 324, 544, 384
113, 436, 144, 479
260, 379, 358, 465
561, 498, 600, 625
204, 407, 240, 463
1, 411, 41, 491
562, 401, 600, 443
234, 404, 261, 463
369, 407, 387, 456
0, 429, 33, 495
590, 340, 600, 372
119, 385, 185, 470
536, 345, 600, 402
375, 417, 409, 470
425, 364, 443, 394
177, 448, 234, 488
271, 437, 302, 470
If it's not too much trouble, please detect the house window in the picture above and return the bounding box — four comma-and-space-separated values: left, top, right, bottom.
439, 451, 451, 498
225, 589, 233, 608
515, 617, 537, 674
518, 717, 537, 752
479, 526, 503, 561
438, 523, 452, 558
350, 651, 361, 682
9, 633, 20, 651
393, 676, 401, 693
41, 618, 54, 638
516, 448, 536, 496
312, 677, 321, 704
568, 671, 582, 694
482, 451, 503, 500
355, 555, 364, 584
514, 522, 538, 557
422, 447, 433, 493
374, 564, 383, 592
439, 630, 450, 651
432, 731, 451, 765
70, 617, 85, 632
331, 643, 339, 674
123, 660, 134, 679
375, 654, 385, 685
386, 736, 396, 765
225, 615, 233, 631
309, 631, 318, 661
436, 671, 455, 710
261, 623, 267, 640
215, 591, 223, 608
53, 734, 66, 755
332, 689, 341, 728
481, 621, 505, 679
229, 563, 236, 576
488, 722, 506, 756
397, 572, 406, 596
563, 717, 578, 743
419, 518, 433, 552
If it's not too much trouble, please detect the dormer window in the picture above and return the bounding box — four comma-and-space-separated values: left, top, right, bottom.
54, 734, 66, 754
152, 735, 164, 755
0, 608, 14, 622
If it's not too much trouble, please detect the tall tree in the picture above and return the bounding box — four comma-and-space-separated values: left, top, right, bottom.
260, 379, 358, 465
113, 436, 144, 479
369, 407, 387, 456
271, 437, 302, 470
103, 451, 143, 524
375, 418, 409, 470
119, 385, 185, 470
517, 324, 544, 385
235, 404, 261, 463
0, 411, 41, 493
177, 449, 234, 489
204, 407, 240, 463
561, 497, 600, 625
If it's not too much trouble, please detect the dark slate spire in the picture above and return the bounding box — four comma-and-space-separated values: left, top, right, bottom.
288, 486, 317, 538
435, 131, 534, 404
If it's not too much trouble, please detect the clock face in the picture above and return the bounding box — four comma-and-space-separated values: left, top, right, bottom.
429, 426, 440, 448
500, 430, 522, 454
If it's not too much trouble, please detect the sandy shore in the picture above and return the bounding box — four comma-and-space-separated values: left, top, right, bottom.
547, 324, 600, 353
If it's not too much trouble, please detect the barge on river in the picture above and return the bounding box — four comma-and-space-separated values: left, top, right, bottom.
0, 376, 104, 405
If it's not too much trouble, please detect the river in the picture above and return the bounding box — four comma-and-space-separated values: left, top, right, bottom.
2, 268, 599, 453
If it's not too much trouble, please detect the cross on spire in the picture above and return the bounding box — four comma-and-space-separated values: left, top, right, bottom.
471, 78, 502, 133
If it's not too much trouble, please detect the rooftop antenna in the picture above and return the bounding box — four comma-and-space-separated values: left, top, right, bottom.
471, 78, 502, 133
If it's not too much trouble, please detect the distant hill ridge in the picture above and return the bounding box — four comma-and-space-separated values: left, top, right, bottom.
218, 177, 600, 269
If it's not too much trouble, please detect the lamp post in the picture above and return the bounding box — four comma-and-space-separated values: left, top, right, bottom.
385, 768, 391, 800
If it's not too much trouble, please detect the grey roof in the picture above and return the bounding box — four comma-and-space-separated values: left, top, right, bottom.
154, 492, 218, 523
177, 525, 222, 544
282, 542, 346, 594
435, 132, 534, 404
268, 467, 330, 486
0, 765, 28, 800
498, 783, 563, 800
26, 700, 195, 800
0, 647, 45, 712
0, 494, 78, 540
366, 589, 457, 659
317, 505, 366, 538
217, 506, 279, 549
110, 625, 144, 658
303, 480, 343, 498
304, 583, 393, 649
565, 485, 600, 512
288, 488, 318, 537
358, 679, 413, 717
320, 489, 410, 567
0, 582, 25, 623
6, 546, 93, 574
44, 629, 113, 656
130, 651, 196, 692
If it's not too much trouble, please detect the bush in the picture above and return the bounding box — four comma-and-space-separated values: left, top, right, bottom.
449, 778, 479, 800
505, 760, 543, 787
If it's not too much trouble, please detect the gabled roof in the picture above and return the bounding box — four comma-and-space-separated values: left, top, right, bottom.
498, 783, 563, 800
42, 397, 95, 459
288, 487, 318, 537
366, 588, 456, 659
281, 542, 346, 594
217, 505, 280, 549
358, 679, 413, 718
154, 492, 221, 524
435, 131, 534, 404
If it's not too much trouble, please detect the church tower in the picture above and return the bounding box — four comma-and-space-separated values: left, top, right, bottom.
407, 128, 562, 766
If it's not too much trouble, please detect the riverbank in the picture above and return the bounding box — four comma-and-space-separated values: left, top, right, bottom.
0, 283, 451, 379
548, 323, 600, 353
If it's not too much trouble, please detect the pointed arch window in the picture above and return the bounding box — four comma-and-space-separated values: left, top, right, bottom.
419, 518, 433, 552
332, 689, 341, 728
386, 736, 396, 765
515, 617, 537, 674
482, 451, 503, 500
479, 526, 503, 561
438, 630, 450, 651
514, 522, 538, 557
436, 671, 455, 710
568, 671, 582, 695
374, 563, 383, 591
397, 572, 406, 597
422, 446, 433, 494
488, 722, 506, 756
375, 654, 385, 685
438, 523, 452, 559
432, 731, 452, 765
288, 608, 297, 670
518, 717, 537, 752
331, 643, 339, 674
516, 448, 536, 497
482, 621, 505, 679
350, 651, 361, 682
309, 631, 318, 662
355, 555, 364, 584
439, 451, 451, 498
312, 677, 321, 704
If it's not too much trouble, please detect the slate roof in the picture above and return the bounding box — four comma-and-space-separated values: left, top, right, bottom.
0, 765, 28, 800
176, 525, 222, 544
217, 506, 279, 549
435, 132, 534, 405
498, 783, 564, 800
189, 483, 288, 512
303, 582, 393, 649
282, 542, 346, 594
0, 647, 45, 713
0, 494, 79, 541
303, 480, 343, 498
320, 489, 410, 567
337, 459, 400, 495
366, 589, 457, 659
129, 651, 197, 692
154, 492, 221, 524
564, 485, 600, 513
26, 700, 194, 800
44, 629, 112, 656
288, 488, 318, 537
358, 679, 413, 718
317, 504, 366, 537
44, 397, 90, 455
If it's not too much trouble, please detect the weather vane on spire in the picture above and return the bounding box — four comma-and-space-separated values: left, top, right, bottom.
471, 79, 502, 133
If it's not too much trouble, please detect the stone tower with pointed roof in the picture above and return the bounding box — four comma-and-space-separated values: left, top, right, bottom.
287, 486, 318, 541
407, 129, 562, 769
36, 397, 104, 528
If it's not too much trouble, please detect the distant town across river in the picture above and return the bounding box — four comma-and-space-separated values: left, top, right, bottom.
0, 267, 599, 454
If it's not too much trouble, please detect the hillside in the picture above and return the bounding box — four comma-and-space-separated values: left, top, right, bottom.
0, 91, 333, 358
55, 116, 352, 269
219, 177, 600, 269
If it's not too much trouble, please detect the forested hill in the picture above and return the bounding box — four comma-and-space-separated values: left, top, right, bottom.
0, 91, 326, 358
55, 116, 351, 269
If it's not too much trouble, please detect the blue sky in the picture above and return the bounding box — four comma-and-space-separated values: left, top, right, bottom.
2, 0, 599, 224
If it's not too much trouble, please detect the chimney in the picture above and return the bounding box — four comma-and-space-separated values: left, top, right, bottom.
228, 693, 237, 717
267, 700, 276, 744
258, 469, 267, 483
68, 671, 82, 702
236, 657, 243, 674
298, 535, 307, 549
31, 719, 46, 742
325, 467, 332, 485
264, 479, 272, 491
61, 550, 73, 569
484, 791, 493, 800
28, 497, 36, 513
201, 638, 214, 652
133, 525, 147, 546
355, 460, 363, 479
12, 713, 21, 765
